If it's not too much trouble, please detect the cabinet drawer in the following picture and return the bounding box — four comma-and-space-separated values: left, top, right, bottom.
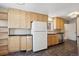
0, 40, 8, 46
0, 46, 8, 50
0, 49, 8, 55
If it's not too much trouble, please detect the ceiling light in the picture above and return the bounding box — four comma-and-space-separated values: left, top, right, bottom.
68, 11, 79, 18
16, 3, 25, 5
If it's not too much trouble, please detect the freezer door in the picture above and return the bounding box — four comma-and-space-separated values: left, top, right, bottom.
31, 21, 47, 31
33, 32, 47, 52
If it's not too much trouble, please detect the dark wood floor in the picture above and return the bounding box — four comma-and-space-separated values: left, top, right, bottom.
7, 40, 78, 56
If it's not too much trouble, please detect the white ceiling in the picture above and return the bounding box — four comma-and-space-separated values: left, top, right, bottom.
0, 3, 79, 17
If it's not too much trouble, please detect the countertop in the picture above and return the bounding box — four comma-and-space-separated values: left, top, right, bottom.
48, 31, 64, 35
8, 34, 32, 36
8, 31, 64, 36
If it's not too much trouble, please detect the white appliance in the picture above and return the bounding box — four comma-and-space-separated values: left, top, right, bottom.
31, 21, 47, 52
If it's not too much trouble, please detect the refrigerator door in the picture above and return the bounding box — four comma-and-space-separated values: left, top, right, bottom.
31, 21, 47, 32
33, 32, 47, 52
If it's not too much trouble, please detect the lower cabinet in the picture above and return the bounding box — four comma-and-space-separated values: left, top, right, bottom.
0, 49, 8, 55
8, 36, 20, 52
0, 39, 8, 55
20, 36, 27, 51
20, 36, 32, 51
48, 34, 59, 46
26, 36, 32, 51
8, 36, 32, 52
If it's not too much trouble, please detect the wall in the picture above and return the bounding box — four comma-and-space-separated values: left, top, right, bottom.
64, 19, 76, 41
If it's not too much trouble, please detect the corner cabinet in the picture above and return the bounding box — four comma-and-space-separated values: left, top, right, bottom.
8, 9, 26, 28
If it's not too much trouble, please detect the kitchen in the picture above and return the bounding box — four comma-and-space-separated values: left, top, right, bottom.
0, 3, 78, 56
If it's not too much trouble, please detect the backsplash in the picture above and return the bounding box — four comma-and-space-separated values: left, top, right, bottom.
9, 28, 31, 35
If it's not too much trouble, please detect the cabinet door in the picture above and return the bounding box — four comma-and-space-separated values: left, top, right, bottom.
20, 36, 27, 51
8, 9, 20, 28
52, 34, 59, 45
60, 19, 64, 30
56, 19, 61, 29
48, 35, 53, 46
19, 11, 26, 28
30, 12, 38, 21
54, 17, 64, 30
26, 36, 32, 51
25, 12, 31, 29
8, 9, 26, 28
48, 35, 59, 46
43, 15, 48, 22
0, 49, 8, 55
37, 14, 43, 21
37, 14, 48, 22
8, 36, 20, 52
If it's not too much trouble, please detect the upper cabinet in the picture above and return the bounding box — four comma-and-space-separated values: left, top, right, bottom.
25, 12, 38, 29
30, 12, 38, 21
37, 14, 48, 22
8, 8, 48, 28
8, 9, 26, 28
25, 12, 48, 28
53, 17, 64, 31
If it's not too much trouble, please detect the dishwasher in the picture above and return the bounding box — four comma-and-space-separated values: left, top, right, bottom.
58, 33, 64, 43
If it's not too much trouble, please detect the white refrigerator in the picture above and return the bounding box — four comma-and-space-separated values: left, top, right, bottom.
31, 21, 47, 52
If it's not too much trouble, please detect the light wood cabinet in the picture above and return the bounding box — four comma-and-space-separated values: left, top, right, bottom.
26, 36, 32, 51
20, 36, 27, 51
8, 9, 20, 28
8, 36, 32, 52
42, 15, 48, 22
48, 34, 59, 46
48, 35, 53, 46
37, 14, 43, 21
53, 17, 64, 30
25, 12, 48, 28
0, 12, 8, 55
52, 34, 59, 45
8, 8, 48, 28
30, 12, 38, 21
19, 11, 26, 28
0, 49, 8, 55
8, 36, 20, 52
37, 14, 48, 22
25, 12, 31, 29
0, 39, 8, 55
8, 8, 26, 28
20, 36, 32, 51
